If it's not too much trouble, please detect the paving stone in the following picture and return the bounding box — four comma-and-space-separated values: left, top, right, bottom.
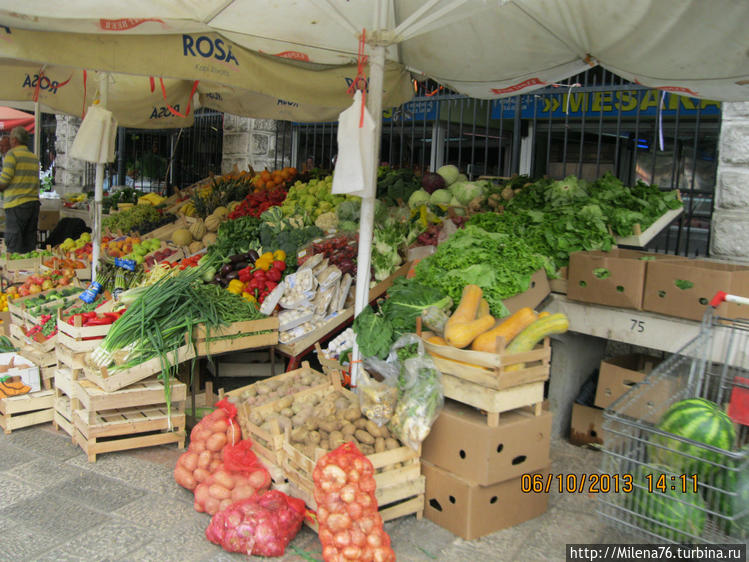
4, 457, 88, 490
113, 493, 210, 536
0, 472, 43, 508
385, 516, 456, 560
5, 425, 80, 460
46, 472, 145, 512
0, 442, 40, 471
120, 531, 220, 562
436, 517, 534, 562
0, 492, 109, 536
0, 524, 65, 561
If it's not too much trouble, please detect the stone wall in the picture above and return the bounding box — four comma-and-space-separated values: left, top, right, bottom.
221, 115, 291, 174
711, 102, 749, 260
53, 115, 87, 195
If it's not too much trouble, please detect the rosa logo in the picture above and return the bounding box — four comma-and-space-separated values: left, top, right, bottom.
22, 73, 71, 95
182, 35, 238, 66
345, 77, 369, 92
150, 105, 180, 119
491, 78, 546, 95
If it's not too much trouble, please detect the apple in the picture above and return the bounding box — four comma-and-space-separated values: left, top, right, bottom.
18, 287, 30, 297
28, 284, 42, 294
41, 280, 54, 291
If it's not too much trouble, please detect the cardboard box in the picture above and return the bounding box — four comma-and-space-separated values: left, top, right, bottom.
643, 258, 749, 322
0, 352, 41, 392
422, 460, 549, 540
567, 249, 681, 310
421, 399, 552, 486
594, 354, 662, 409
569, 403, 604, 447
503, 269, 551, 314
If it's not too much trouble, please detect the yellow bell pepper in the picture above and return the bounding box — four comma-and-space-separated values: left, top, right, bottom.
227, 279, 245, 295
241, 292, 257, 304
273, 249, 286, 262
254, 257, 272, 271
260, 251, 274, 262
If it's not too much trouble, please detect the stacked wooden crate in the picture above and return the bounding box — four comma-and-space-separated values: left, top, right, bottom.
419, 334, 553, 539
231, 366, 425, 532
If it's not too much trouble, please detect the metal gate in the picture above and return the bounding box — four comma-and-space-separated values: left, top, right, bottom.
290, 69, 720, 257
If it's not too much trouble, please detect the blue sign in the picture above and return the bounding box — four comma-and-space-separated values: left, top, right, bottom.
490, 90, 721, 120
383, 99, 439, 123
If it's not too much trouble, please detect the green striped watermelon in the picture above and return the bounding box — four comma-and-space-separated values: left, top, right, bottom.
648, 398, 736, 477
632, 464, 706, 542
708, 453, 749, 539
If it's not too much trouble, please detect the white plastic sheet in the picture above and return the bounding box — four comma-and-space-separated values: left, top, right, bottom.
331, 90, 376, 198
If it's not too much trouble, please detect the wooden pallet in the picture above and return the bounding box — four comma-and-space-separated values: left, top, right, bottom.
233, 365, 333, 467
283, 440, 424, 532
0, 389, 54, 434
73, 404, 186, 462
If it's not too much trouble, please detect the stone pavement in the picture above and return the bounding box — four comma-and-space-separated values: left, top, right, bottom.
0, 424, 640, 561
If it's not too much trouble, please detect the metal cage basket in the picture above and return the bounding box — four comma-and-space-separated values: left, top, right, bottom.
598, 294, 749, 544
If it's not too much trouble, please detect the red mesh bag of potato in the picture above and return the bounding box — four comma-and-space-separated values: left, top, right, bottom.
193, 439, 272, 515
205, 489, 306, 557
313, 442, 395, 562
174, 399, 241, 491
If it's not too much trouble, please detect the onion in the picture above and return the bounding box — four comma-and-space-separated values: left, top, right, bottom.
333, 530, 351, 548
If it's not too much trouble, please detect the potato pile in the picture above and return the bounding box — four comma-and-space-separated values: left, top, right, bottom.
249, 390, 402, 460
235, 368, 326, 408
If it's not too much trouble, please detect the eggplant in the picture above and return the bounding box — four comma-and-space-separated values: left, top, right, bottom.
213, 273, 224, 284
246, 249, 259, 262
220, 263, 234, 276
229, 253, 246, 264
225, 271, 239, 282
234, 261, 249, 271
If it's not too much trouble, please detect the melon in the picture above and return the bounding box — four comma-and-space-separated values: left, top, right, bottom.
171, 228, 193, 247
648, 398, 736, 476
632, 464, 706, 542
188, 240, 204, 255
708, 451, 749, 538
212, 206, 229, 219
190, 220, 206, 241
202, 232, 217, 246
204, 214, 221, 232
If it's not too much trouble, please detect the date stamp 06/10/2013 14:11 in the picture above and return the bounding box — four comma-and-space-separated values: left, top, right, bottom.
521, 473, 699, 495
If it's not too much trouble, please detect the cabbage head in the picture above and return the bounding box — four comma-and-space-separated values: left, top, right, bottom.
429, 189, 452, 205
437, 165, 460, 186
451, 182, 485, 206
408, 189, 431, 209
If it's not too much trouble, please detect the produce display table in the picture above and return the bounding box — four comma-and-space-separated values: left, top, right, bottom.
540, 293, 709, 438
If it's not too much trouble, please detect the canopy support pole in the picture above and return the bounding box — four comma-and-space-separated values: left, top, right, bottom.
350, 41, 386, 388
91, 74, 109, 280
33, 102, 41, 157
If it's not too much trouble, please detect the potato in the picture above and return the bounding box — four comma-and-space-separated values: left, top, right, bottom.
353, 418, 368, 429
277, 396, 293, 410
302, 444, 316, 458
342, 407, 360, 422
291, 427, 307, 443
281, 407, 294, 418
385, 438, 400, 450
316, 401, 336, 418
306, 430, 321, 445
374, 437, 386, 453
304, 417, 320, 431
242, 386, 258, 398
329, 430, 344, 449
340, 422, 356, 436
318, 419, 340, 433
256, 385, 270, 395
379, 426, 392, 439
334, 396, 349, 410
365, 420, 382, 438
355, 429, 375, 445
274, 415, 292, 432
319, 439, 330, 451
360, 444, 375, 455
249, 411, 263, 426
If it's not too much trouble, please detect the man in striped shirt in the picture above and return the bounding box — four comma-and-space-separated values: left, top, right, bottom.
0, 126, 40, 253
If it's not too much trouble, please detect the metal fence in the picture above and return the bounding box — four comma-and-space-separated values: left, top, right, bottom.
291, 70, 721, 257
83, 108, 224, 195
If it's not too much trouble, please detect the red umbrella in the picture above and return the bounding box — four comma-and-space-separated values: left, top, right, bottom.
0, 106, 35, 133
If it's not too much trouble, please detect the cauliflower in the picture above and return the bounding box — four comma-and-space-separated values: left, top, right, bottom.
315, 211, 338, 231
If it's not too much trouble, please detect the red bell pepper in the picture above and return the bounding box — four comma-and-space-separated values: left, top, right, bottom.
266, 269, 281, 282
272, 260, 286, 271
85, 316, 113, 326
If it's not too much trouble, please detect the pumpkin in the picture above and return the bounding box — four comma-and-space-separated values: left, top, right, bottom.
471, 307, 537, 352
204, 214, 221, 232
212, 206, 229, 219
202, 232, 217, 246
444, 285, 494, 348
188, 240, 204, 255
190, 220, 207, 241
172, 228, 193, 247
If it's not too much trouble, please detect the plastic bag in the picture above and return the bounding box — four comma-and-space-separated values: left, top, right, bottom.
205, 489, 306, 557
420, 306, 450, 337
313, 442, 395, 562
357, 358, 400, 426
193, 439, 272, 515
387, 335, 444, 451
331, 90, 376, 198
174, 399, 242, 491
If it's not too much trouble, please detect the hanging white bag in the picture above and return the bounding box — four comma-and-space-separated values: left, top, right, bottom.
69, 104, 118, 164
331, 90, 376, 198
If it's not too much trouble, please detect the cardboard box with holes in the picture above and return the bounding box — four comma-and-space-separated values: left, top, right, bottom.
421, 399, 552, 539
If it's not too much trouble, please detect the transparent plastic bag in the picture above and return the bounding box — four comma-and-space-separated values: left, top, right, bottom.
357, 359, 399, 426
386, 335, 444, 451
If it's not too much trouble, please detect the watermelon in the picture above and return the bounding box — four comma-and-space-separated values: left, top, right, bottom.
632, 464, 706, 542
708, 454, 749, 539
648, 398, 736, 477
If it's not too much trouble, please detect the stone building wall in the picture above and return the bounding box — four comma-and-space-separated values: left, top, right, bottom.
53, 115, 87, 195
221, 115, 291, 174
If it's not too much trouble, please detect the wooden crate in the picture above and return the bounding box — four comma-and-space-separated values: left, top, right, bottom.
140, 216, 193, 241
56, 343, 88, 372
56, 301, 116, 352
283, 434, 424, 532
0, 389, 54, 434
421, 333, 550, 426
192, 316, 279, 356
73, 404, 186, 462
231, 364, 332, 467
53, 393, 74, 439
8, 286, 82, 328
9, 323, 57, 354
314, 342, 347, 380
73, 377, 186, 413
